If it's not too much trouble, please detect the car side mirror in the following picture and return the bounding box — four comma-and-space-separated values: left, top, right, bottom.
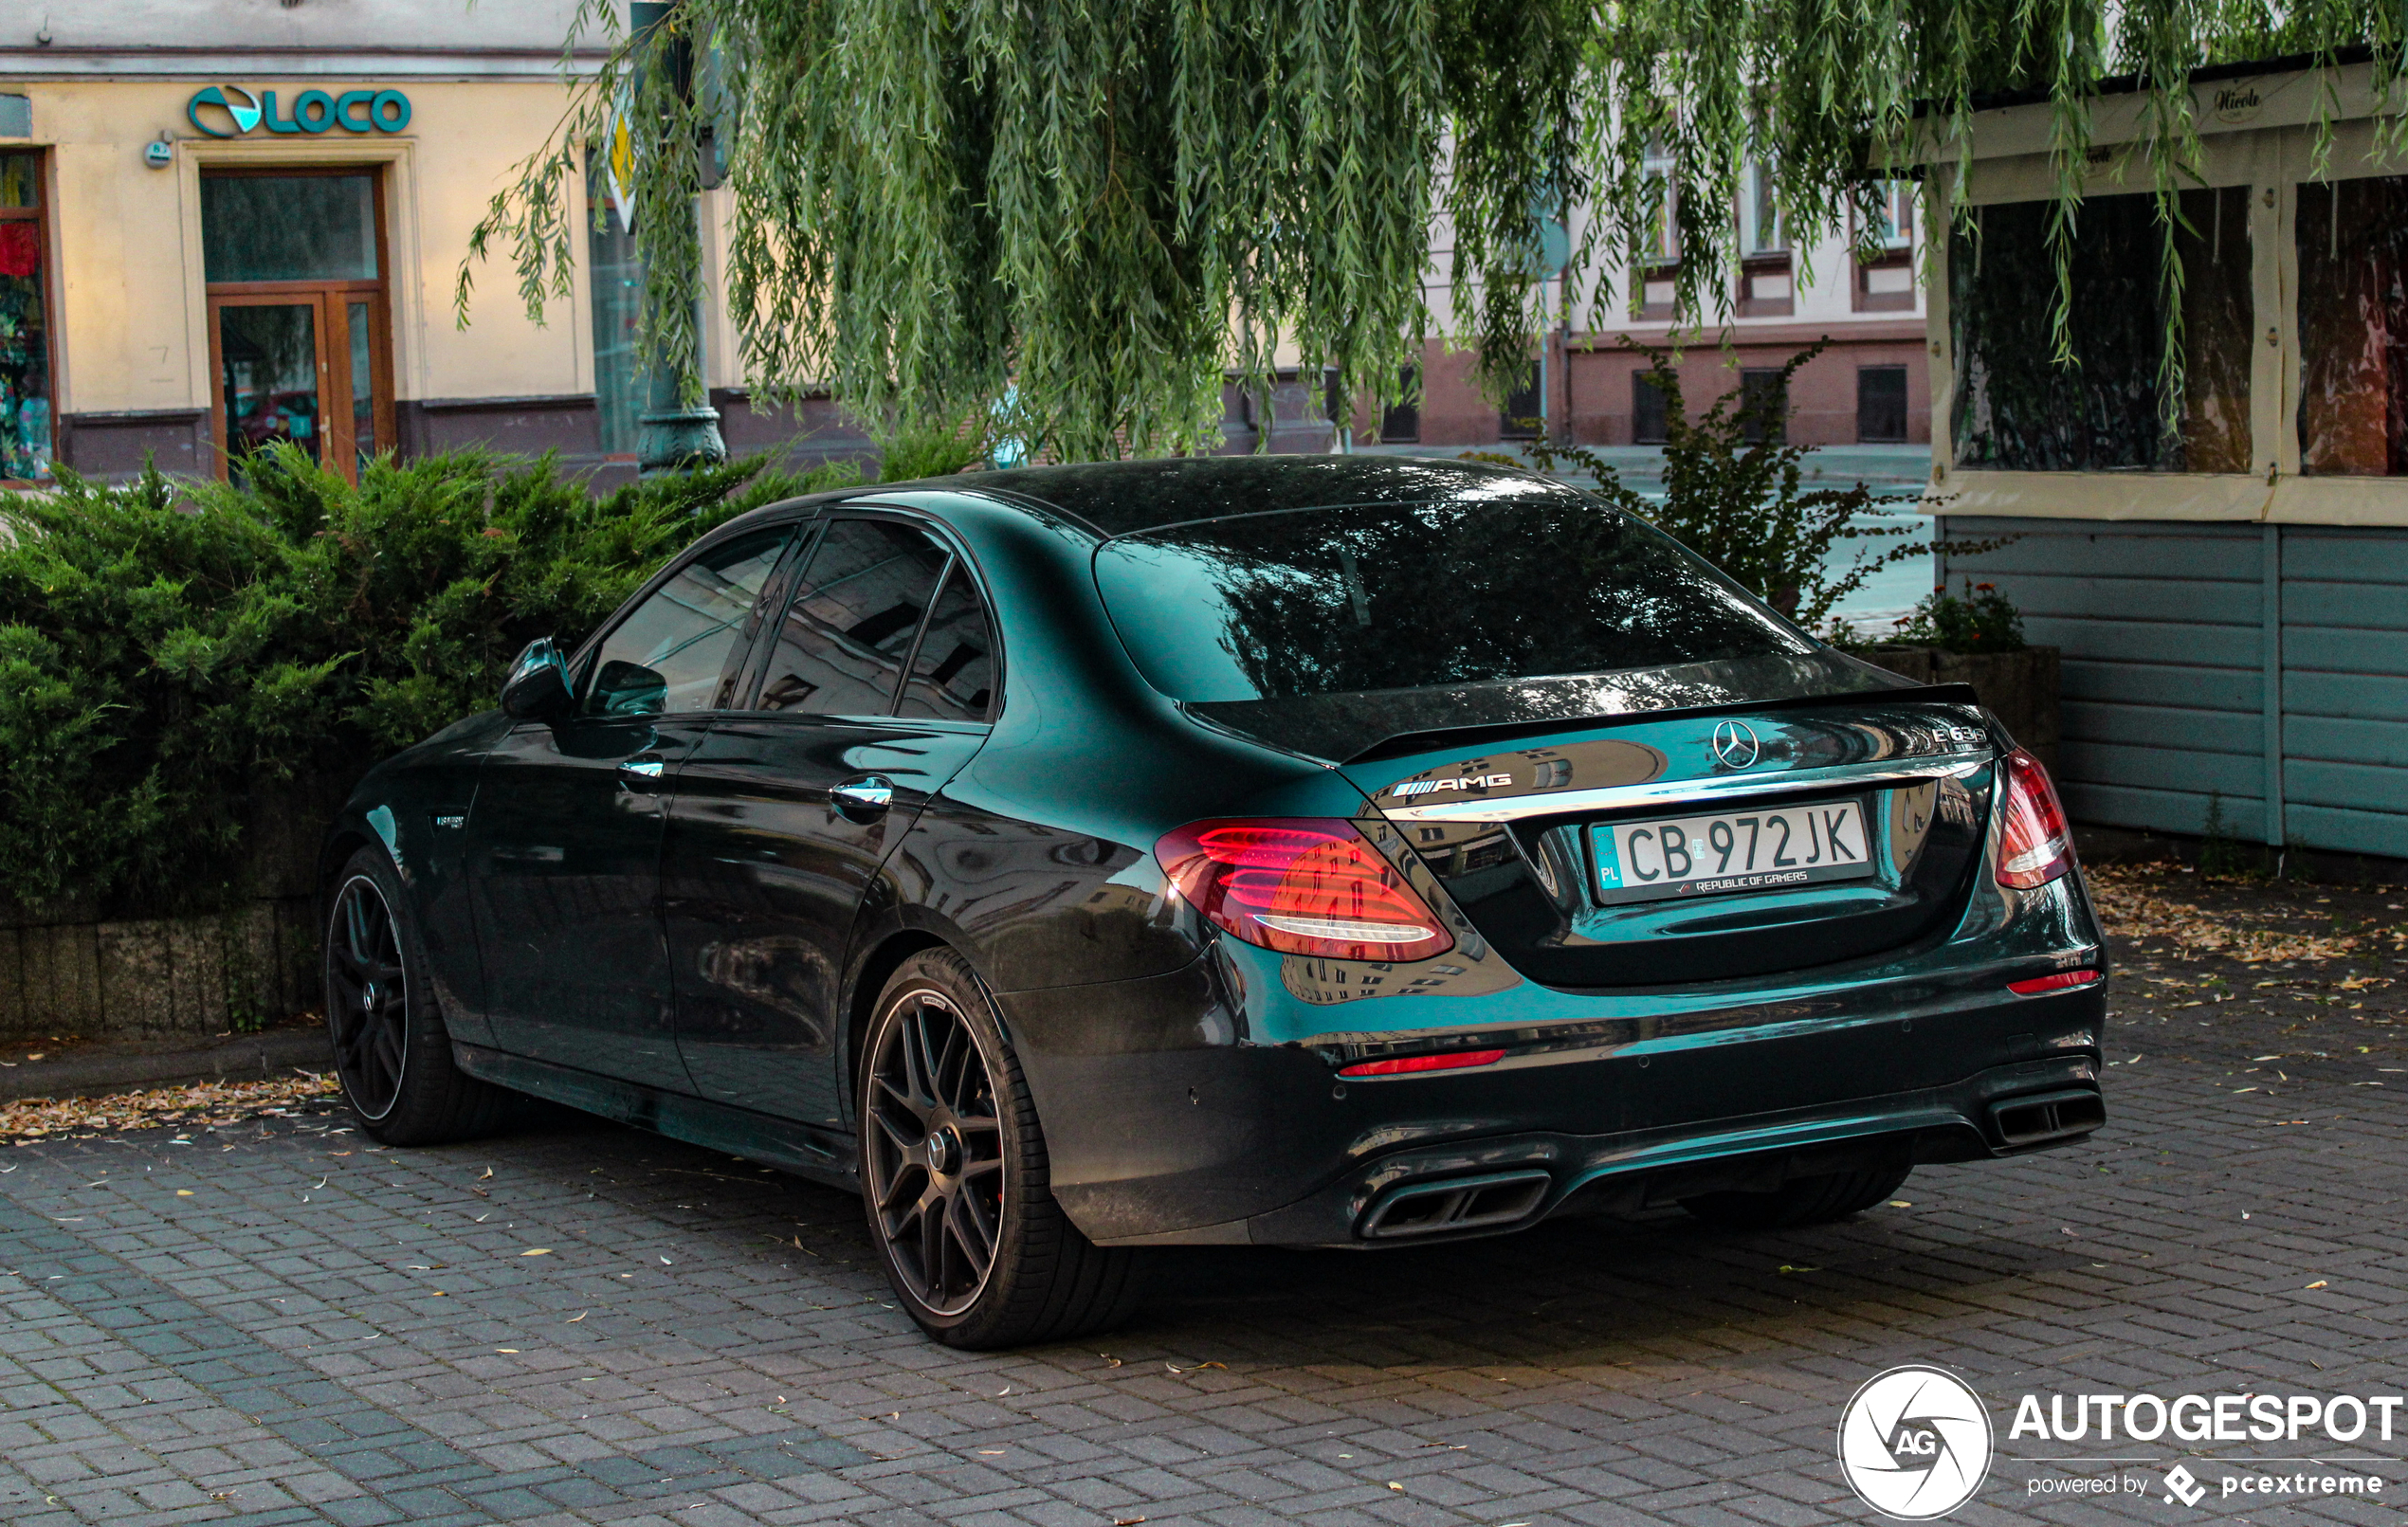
501, 637, 575, 719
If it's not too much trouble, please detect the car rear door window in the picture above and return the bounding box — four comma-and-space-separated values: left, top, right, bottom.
581, 527, 793, 716
895, 563, 996, 722
752, 518, 951, 715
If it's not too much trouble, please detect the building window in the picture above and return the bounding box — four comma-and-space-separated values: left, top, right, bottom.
201, 171, 392, 485
1739, 368, 1787, 444
1500, 365, 1541, 439
2298, 175, 2408, 476
1951, 186, 2250, 473
1637, 139, 1679, 318
0, 152, 52, 485
1379, 366, 1420, 443
1742, 161, 1783, 257
1857, 366, 1909, 443
1633, 373, 1669, 444
1737, 161, 1794, 318
588, 154, 645, 458
1853, 180, 1919, 313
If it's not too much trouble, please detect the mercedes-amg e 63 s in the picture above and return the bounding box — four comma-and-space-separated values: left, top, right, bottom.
319, 456, 2105, 1348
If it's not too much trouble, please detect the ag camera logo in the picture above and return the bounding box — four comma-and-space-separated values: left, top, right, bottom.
1837, 1365, 1994, 1519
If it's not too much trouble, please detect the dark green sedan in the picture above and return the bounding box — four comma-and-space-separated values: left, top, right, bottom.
319, 455, 2105, 1348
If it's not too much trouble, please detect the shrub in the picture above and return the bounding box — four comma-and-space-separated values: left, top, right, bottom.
0, 445, 857, 921
1890, 578, 2028, 653
1510, 340, 2009, 634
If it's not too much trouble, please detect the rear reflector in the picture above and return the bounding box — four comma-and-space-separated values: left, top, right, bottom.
1994, 747, 2075, 890
2007, 969, 2102, 996
1338, 1047, 1506, 1078
1156, 818, 1453, 961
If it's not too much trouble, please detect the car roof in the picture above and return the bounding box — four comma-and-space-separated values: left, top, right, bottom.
938, 454, 1568, 537
707, 453, 1575, 550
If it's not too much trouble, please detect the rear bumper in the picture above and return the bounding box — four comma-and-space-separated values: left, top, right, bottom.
1000, 947, 2107, 1248
1234, 1053, 2100, 1248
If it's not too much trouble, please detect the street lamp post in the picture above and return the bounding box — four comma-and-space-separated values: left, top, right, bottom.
631, 0, 727, 477
636, 226, 725, 476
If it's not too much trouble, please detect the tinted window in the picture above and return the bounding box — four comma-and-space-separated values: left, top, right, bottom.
896, 564, 996, 721
201, 174, 380, 282
753, 519, 949, 715
1094, 497, 1804, 703
582, 527, 792, 716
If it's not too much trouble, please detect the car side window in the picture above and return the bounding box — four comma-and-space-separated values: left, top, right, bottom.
579, 527, 793, 717
753, 518, 951, 716
895, 562, 996, 722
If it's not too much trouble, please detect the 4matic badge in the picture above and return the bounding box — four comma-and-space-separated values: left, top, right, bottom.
1837, 1365, 1995, 1519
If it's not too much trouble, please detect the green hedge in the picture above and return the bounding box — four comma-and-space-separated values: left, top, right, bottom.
0, 446, 857, 922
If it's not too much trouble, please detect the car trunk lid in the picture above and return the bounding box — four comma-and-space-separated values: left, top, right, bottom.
1338, 689, 1997, 988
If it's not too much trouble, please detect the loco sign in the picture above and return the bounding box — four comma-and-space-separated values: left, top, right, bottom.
187, 85, 411, 138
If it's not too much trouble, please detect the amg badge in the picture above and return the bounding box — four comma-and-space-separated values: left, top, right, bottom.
1390, 773, 1512, 797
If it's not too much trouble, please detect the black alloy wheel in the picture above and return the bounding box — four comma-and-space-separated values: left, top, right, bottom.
864, 985, 1007, 1315
856, 949, 1142, 1348
327, 872, 410, 1120
320, 845, 512, 1146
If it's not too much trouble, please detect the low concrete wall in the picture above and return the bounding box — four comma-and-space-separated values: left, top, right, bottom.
1865, 645, 2062, 778
0, 898, 318, 1042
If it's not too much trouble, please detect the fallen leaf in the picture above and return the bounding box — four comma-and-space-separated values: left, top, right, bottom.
175, 1190, 193, 1196
1888, 1200, 1913, 1208
496, 1348, 520, 1354
1388, 1482, 1405, 1492
0, 1074, 340, 1141
567, 1311, 588, 1323
2307, 1281, 2328, 1290
1777, 1264, 1820, 1274
520, 1248, 552, 1257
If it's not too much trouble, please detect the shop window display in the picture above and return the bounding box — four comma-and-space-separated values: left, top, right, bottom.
0, 152, 51, 485
2298, 175, 2408, 475
1951, 187, 2251, 473
589, 155, 645, 456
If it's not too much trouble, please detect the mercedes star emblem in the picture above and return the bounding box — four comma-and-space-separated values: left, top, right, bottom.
1711, 719, 1762, 770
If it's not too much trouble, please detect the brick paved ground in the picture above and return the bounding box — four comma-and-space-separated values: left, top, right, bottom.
2, 866, 2404, 1527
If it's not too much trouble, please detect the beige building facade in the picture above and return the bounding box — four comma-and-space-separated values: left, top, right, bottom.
0, 1, 851, 490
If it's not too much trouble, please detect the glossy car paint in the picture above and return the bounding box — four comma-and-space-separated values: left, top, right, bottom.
324, 458, 2105, 1249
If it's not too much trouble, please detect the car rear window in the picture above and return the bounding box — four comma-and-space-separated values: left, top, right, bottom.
1092, 494, 1808, 703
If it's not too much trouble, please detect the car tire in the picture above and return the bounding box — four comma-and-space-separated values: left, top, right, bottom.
857, 948, 1143, 1349
323, 846, 513, 1147
1678, 1165, 1913, 1231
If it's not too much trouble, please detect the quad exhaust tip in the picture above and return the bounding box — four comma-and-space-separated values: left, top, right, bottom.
1359, 1169, 1552, 1240
1988, 1087, 2106, 1148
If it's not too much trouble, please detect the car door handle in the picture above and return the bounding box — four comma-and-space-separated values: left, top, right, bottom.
831, 776, 895, 819
619, 758, 666, 779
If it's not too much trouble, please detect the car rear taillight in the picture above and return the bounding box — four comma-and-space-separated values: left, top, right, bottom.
1994, 747, 2074, 889
1155, 819, 1454, 961
2006, 969, 2101, 996
1338, 1048, 1505, 1078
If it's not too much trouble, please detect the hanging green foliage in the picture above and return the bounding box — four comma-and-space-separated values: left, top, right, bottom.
460, 0, 2408, 460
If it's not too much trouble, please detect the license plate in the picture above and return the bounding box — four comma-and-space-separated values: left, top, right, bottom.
1590, 799, 1875, 905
